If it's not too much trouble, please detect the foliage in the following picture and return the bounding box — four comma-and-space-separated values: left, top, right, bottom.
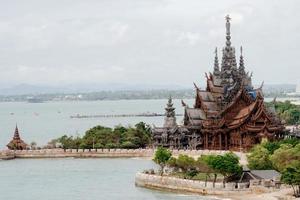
54, 122, 151, 149
270, 144, 300, 172
174, 155, 197, 178
248, 139, 300, 196
247, 139, 300, 170
205, 153, 242, 187
281, 166, 300, 197
269, 100, 300, 125
153, 147, 172, 176
176, 155, 196, 172
247, 143, 273, 170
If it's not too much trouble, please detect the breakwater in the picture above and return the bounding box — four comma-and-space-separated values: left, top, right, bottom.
0, 149, 247, 163
135, 172, 253, 196
70, 113, 183, 118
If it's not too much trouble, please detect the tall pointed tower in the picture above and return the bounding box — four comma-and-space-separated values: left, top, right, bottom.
163, 97, 177, 128
213, 47, 220, 76
7, 125, 28, 150
220, 15, 238, 85
239, 46, 246, 76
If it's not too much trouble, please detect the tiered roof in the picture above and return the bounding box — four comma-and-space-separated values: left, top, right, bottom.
183, 15, 284, 136
7, 125, 27, 150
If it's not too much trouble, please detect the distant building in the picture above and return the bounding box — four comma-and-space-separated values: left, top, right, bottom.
152, 15, 285, 151
290, 125, 300, 139
7, 125, 28, 150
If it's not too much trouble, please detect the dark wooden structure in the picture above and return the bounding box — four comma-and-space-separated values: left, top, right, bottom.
152, 15, 285, 151
7, 125, 28, 150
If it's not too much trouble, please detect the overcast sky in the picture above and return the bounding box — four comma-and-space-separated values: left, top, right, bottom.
0, 0, 299, 89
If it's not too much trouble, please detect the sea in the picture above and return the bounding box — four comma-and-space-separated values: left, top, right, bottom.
0, 98, 299, 200
0, 158, 219, 200
0, 99, 196, 149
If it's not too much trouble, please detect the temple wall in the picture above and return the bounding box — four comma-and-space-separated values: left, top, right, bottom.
135, 172, 254, 196
0, 149, 247, 163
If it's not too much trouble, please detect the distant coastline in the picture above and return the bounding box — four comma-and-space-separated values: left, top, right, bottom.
0, 86, 299, 102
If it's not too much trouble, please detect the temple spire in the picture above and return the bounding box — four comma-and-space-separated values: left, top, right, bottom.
13, 124, 20, 140
221, 14, 237, 85
165, 96, 175, 118
7, 125, 28, 150
239, 46, 245, 75
163, 96, 177, 127
225, 14, 231, 48
213, 47, 220, 75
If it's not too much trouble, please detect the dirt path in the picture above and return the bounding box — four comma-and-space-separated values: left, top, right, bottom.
228, 188, 297, 200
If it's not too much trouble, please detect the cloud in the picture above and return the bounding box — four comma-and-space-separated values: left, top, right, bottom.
0, 0, 299, 88
67, 20, 129, 47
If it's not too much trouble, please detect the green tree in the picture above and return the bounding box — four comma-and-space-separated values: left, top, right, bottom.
120, 141, 137, 149
247, 143, 273, 170
196, 156, 215, 186
175, 154, 197, 178
53, 122, 152, 150
281, 166, 300, 197
270, 144, 300, 172
206, 153, 242, 187
153, 147, 172, 176
273, 101, 300, 125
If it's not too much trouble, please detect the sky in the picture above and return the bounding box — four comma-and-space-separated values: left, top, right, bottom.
0, 0, 299, 90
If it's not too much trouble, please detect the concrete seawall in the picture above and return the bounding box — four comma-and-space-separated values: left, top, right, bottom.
0, 149, 247, 163
135, 172, 253, 196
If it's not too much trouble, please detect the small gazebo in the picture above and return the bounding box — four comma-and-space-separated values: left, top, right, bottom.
7, 125, 28, 150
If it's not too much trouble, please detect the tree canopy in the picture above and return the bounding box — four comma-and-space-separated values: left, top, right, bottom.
247, 138, 300, 197
153, 147, 172, 176
54, 122, 151, 149
266, 100, 300, 125
205, 153, 242, 187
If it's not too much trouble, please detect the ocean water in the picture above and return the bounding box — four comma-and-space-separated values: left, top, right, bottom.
0, 99, 194, 148
0, 158, 217, 200
1, 97, 299, 149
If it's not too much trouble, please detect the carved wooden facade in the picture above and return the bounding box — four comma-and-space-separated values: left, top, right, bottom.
152, 15, 285, 151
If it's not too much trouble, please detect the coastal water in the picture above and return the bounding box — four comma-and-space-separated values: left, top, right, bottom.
0, 158, 217, 200
0, 98, 299, 148
0, 99, 193, 148
1, 98, 299, 199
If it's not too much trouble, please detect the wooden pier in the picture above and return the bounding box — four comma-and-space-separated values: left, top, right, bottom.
70, 113, 183, 119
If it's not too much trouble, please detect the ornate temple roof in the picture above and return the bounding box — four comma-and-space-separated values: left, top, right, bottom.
152, 15, 284, 151
7, 125, 28, 150
183, 15, 283, 133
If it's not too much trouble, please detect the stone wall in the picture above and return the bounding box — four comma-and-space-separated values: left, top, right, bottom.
0, 149, 247, 162
135, 172, 253, 196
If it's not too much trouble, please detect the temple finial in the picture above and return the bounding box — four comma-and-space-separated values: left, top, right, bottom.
213, 47, 219, 74
239, 46, 245, 75
225, 14, 231, 48
168, 95, 172, 104
14, 124, 20, 140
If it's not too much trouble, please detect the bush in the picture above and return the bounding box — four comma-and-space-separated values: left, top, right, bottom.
52, 122, 152, 149
120, 141, 138, 149
153, 147, 172, 176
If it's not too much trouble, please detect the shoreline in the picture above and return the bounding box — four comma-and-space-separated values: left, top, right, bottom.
0, 149, 247, 163
135, 173, 295, 200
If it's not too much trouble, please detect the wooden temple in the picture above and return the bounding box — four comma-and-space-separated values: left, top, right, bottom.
7, 125, 28, 150
152, 15, 285, 151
